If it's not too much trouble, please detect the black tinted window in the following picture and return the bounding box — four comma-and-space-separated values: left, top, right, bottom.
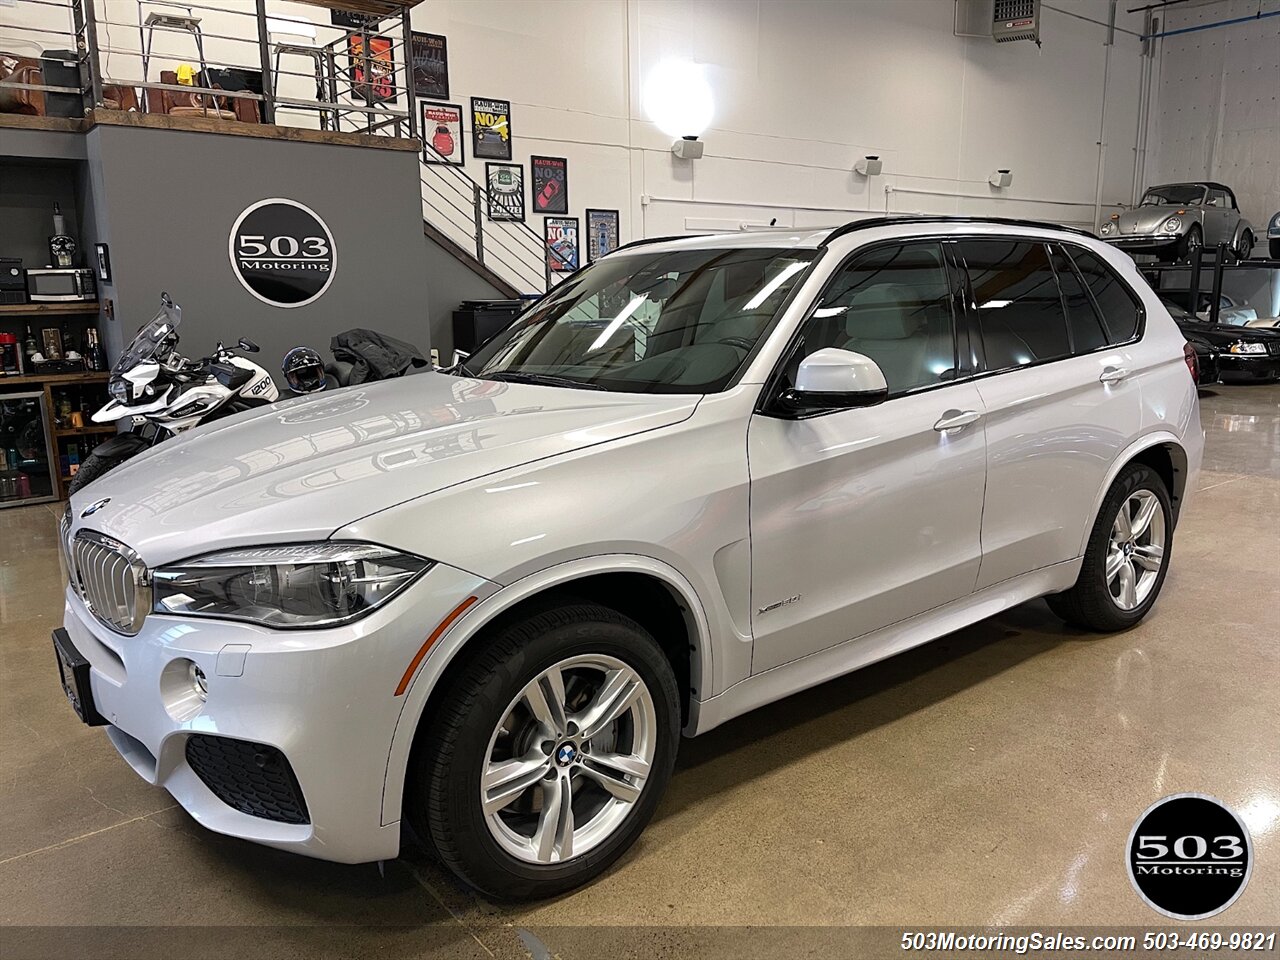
791, 242, 956, 396
1050, 245, 1108, 353
955, 240, 1070, 371
1067, 248, 1141, 343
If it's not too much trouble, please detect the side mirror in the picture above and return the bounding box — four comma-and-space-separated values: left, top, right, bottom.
782, 347, 888, 413
238, 337, 260, 353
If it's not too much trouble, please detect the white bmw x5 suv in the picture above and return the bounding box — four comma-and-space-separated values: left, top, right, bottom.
56, 217, 1203, 899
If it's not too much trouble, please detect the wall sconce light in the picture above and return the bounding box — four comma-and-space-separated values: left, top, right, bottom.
989, 169, 1013, 188
853, 156, 883, 177
671, 136, 705, 160
645, 60, 714, 158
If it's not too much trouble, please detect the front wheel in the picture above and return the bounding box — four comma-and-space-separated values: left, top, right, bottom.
1047, 463, 1173, 632
67, 433, 153, 495
1175, 224, 1203, 263
409, 602, 680, 900
1270, 238, 1280, 260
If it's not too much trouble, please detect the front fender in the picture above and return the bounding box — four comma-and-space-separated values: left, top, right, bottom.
378, 553, 715, 827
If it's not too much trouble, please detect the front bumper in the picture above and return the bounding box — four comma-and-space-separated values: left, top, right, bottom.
1217, 353, 1280, 382
1102, 233, 1178, 249
61, 561, 494, 863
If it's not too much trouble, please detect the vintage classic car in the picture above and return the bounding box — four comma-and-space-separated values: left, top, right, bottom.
1101, 183, 1254, 263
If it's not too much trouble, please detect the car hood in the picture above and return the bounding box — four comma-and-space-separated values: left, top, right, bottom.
68, 373, 700, 564
1116, 206, 1187, 234
1171, 317, 1280, 346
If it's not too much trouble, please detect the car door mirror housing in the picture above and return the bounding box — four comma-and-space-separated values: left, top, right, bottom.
782, 347, 889, 412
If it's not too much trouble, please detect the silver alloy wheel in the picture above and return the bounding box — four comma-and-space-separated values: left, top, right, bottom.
1107, 489, 1165, 611
480, 655, 657, 865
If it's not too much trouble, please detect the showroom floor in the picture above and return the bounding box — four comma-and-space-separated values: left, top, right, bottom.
1, 385, 1276, 959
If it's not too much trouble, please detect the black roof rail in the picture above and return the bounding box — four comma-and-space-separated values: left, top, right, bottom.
821, 216, 1096, 246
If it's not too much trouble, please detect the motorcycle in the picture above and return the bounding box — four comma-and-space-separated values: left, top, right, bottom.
69, 294, 289, 495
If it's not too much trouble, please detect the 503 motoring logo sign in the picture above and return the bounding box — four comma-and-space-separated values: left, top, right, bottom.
228, 199, 337, 308
1127, 793, 1253, 920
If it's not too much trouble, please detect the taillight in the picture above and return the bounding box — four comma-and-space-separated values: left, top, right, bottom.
1183, 342, 1199, 383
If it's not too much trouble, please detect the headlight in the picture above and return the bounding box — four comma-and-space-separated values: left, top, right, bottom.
108, 378, 128, 401
1270, 213, 1280, 231
1227, 341, 1267, 355
1162, 217, 1182, 233
152, 542, 432, 628
1100, 221, 1115, 235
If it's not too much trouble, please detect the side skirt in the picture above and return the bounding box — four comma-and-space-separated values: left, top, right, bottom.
685, 557, 1082, 736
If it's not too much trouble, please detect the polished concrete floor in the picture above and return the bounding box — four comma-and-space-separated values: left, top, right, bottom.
2, 385, 1277, 958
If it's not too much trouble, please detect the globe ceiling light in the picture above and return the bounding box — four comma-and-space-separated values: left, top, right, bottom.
644, 59, 714, 154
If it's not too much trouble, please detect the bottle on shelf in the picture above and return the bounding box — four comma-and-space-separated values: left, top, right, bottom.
85, 328, 107, 372
23, 322, 38, 364
49, 202, 76, 269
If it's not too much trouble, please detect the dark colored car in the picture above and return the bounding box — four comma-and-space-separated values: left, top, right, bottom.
1161, 297, 1280, 383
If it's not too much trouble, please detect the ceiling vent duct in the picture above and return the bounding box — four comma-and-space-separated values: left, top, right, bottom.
992, 0, 1041, 42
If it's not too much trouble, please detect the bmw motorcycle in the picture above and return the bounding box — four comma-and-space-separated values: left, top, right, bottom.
69, 294, 285, 495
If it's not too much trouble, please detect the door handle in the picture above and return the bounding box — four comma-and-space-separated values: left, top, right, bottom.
1099, 366, 1130, 384
933, 409, 982, 432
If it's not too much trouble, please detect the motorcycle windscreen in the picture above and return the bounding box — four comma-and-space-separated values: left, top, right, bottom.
112, 299, 183, 375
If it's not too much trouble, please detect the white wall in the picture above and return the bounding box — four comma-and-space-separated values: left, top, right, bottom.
1145, 0, 1280, 229
413, 0, 1148, 264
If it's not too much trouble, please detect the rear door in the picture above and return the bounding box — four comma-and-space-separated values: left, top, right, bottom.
952, 238, 1143, 588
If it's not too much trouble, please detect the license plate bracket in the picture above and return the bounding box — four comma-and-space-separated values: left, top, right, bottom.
52, 628, 109, 726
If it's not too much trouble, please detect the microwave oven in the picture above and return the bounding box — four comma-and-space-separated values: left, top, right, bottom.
27, 267, 96, 302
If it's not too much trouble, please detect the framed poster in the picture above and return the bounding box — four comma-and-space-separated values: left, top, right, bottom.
410, 32, 448, 99
585, 208, 621, 262
421, 102, 464, 165
471, 97, 511, 160
486, 163, 525, 222
94, 243, 111, 283
347, 34, 396, 104
331, 11, 381, 30
544, 217, 580, 278
530, 156, 568, 215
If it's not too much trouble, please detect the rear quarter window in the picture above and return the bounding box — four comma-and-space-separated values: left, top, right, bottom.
1066, 247, 1143, 344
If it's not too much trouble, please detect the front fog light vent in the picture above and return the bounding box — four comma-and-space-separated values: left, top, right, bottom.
185, 735, 310, 824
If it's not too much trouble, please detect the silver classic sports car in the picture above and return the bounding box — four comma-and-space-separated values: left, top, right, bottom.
1100, 182, 1254, 263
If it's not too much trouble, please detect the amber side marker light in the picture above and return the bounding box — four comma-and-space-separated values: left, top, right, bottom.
395, 596, 479, 696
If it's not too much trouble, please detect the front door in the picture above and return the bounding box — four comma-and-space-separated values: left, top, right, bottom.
747, 240, 987, 674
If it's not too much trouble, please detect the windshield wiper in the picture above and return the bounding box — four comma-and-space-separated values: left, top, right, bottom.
480, 371, 605, 390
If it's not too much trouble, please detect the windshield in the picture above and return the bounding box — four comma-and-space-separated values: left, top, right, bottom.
1141, 185, 1204, 206
462, 246, 817, 393
112, 297, 182, 374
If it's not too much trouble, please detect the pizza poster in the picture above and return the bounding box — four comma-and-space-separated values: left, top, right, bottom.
531, 156, 569, 214
422, 102, 464, 165
472, 97, 512, 160
545, 217, 580, 277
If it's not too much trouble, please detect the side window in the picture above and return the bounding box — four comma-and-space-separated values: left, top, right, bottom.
954, 240, 1071, 371
1066, 247, 1142, 343
789, 242, 957, 396
1049, 244, 1109, 353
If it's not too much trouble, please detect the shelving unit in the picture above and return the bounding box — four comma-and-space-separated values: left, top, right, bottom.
1, 371, 112, 506
0, 302, 101, 316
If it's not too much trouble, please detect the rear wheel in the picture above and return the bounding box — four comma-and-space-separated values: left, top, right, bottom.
1047, 463, 1172, 632
1235, 230, 1254, 261
409, 602, 680, 900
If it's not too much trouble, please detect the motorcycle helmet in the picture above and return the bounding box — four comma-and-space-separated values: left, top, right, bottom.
282, 346, 326, 394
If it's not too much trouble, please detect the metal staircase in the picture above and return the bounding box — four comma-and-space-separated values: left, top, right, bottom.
419, 150, 549, 298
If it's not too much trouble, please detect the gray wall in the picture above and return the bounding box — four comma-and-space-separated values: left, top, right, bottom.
421, 231, 508, 358
86, 125, 432, 369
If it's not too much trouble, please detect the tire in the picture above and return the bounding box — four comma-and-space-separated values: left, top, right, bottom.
1046, 463, 1173, 632
1175, 224, 1202, 263
1235, 230, 1253, 261
1270, 238, 1280, 260
67, 435, 151, 495
409, 602, 680, 900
